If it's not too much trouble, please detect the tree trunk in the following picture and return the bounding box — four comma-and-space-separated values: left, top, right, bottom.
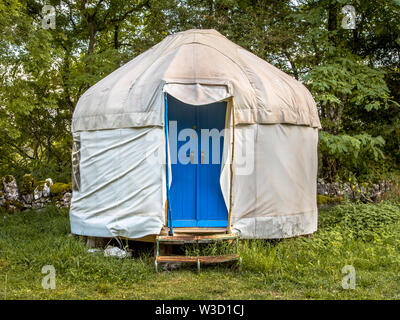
327, 1, 339, 46
87, 19, 96, 54
114, 25, 119, 50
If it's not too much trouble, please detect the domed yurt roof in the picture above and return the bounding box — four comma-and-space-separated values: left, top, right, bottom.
72, 29, 321, 132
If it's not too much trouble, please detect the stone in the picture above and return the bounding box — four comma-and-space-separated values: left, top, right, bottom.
62, 192, 72, 207
0, 174, 74, 212
21, 193, 33, 204
42, 180, 51, 197
33, 186, 43, 200
316, 178, 398, 203
32, 202, 44, 209
0, 191, 5, 207
2, 175, 19, 201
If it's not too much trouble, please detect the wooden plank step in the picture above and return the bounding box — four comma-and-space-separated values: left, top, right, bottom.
156, 233, 238, 243
172, 227, 228, 234
156, 254, 240, 264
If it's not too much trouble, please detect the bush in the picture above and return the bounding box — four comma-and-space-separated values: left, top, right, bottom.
50, 182, 72, 195
20, 174, 35, 195
319, 201, 400, 240
317, 195, 343, 206
318, 131, 387, 181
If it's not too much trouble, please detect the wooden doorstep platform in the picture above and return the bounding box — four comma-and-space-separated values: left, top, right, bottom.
172, 227, 228, 235
157, 233, 238, 244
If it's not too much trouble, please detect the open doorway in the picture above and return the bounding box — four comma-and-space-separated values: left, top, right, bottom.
166, 94, 228, 228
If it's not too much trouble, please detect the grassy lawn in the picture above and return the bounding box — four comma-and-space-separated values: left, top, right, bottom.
1, 200, 400, 300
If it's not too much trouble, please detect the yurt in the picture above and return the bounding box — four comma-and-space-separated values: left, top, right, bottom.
70, 29, 321, 242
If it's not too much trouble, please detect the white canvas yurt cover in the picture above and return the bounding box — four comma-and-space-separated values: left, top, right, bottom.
70, 29, 321, 239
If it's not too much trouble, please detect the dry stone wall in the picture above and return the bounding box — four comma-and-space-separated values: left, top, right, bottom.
0, 174, 396, 213
0, 174, 72, 213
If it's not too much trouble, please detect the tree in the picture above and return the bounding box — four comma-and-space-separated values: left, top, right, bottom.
0, 0, 399, 182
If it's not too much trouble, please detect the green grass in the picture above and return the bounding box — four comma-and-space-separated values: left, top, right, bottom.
1, 200, 400, 300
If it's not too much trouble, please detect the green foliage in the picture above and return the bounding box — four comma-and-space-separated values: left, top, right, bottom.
317, 194, 343, 206
319, 132, 385, 160
309, 57, 390, 113
33, 180, 48, 192
184, 240, 237, 257
0, 0, 399, 182
318, 131, 387, 179
342, 202, 400, 240
319, 201, 400, 241
20, 174, 35, 195
3, 175, 14, 184
296, 0, 400, 179
49, 182, 72, 195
